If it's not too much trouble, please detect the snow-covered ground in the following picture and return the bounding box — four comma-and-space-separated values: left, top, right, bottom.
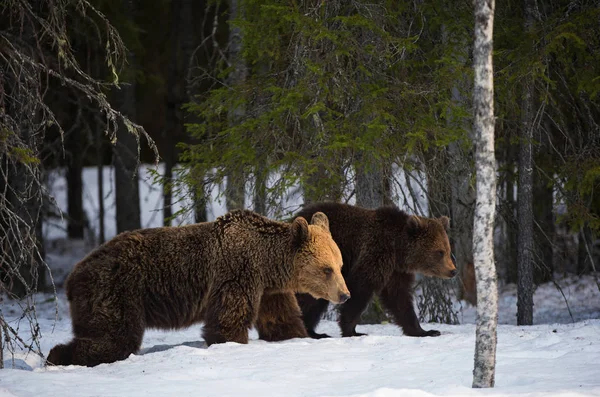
1, 165, 599, 396
1, 275, 599, 397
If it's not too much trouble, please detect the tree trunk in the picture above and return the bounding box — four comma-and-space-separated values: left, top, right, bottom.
505, 136, 518, 284
253, 171, 267, 215
355, 157, 389, 325
224, 0, 247, 212
162, 150, 174, 226
163, 0, 194, 226
426, 154, 451, 218
114, 0, 141, 234
180, 0, 205, 221
516, 0, 537, 327
194, 186, 208, 223
449, 140, 476, 301
163, 1, 178, 226
8, 131, 45, 296
355, 159, 384, 209
96, 120, 105, 244
4, 53, 46, 296
447, 75, 476, 301
66, 129, 85, 239
472, 0, 498, 388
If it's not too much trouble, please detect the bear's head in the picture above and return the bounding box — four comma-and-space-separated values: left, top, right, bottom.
403, 215, 457, 279
291, 212, 350, 304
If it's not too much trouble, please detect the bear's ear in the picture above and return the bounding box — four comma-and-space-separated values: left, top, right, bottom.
292, 217, 309, 246
407, 215, 422, 235
439, 216, 450, 231
310, 212, 330, 233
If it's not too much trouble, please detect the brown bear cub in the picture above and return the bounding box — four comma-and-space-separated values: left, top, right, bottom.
48, 210, 349, 367
295, 202, 456, 339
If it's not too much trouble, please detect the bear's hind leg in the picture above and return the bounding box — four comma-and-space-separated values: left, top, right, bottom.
295, 293, 331, 339
76, 334, 142, 367
49, 285, 146, 366
47, 342, 75, 366
256, 292, 308, 342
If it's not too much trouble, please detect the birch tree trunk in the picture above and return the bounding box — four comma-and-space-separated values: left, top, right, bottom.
516, 0, 537, 326
472, 0, 498, 388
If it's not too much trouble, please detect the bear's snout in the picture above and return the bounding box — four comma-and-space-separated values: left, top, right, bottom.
339, 293, 351, 303
449, 269, 457, 278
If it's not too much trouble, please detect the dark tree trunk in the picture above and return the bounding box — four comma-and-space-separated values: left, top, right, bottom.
444, 26, 474, 296
426, 154, 451, 218
114, 0, 141, 234
253, 171, 267, 215
224, 0, 247, 212
194, 189, 208, 223
505, 135, 519, 284
447, 80, 475, 301
162, 150, 174, 226
114, 112, 141, 234
66, 130, 85, 239
5, 60, 46, 296
8, 131, 46, 296
516, 0, 537, 327
163, 0, 194, 226
355, 159, 384, 210
355, 157, 389, 325
96, 118, 106, 244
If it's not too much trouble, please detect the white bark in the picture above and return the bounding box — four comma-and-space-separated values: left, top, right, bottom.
472, 0, 498, 389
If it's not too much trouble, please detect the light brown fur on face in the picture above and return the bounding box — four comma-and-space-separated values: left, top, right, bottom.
293, 213, 349, 304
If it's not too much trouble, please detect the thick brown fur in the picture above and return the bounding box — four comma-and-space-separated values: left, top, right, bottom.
295, 202, 456, 339
47, 210, 349, 367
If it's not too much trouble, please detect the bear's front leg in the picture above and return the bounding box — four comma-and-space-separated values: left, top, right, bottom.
379, 272, 441, 337
256, 292, 308, 342
202, 283, 259, 346
338, 284, 373, 337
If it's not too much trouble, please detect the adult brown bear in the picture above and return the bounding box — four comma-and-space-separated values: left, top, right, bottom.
295, 202, 456, 339
48, 210, 349, 367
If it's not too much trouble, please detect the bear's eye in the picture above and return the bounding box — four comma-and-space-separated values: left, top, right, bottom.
436, 250, 445, 259
323, 267, 333, 276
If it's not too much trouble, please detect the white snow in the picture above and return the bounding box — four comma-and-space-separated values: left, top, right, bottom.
1, 275, 599, 397
1, 165, 599, 396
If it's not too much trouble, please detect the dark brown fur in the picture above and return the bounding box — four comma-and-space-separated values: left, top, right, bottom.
295, 202, 456, 339
47, 210, 348, 367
